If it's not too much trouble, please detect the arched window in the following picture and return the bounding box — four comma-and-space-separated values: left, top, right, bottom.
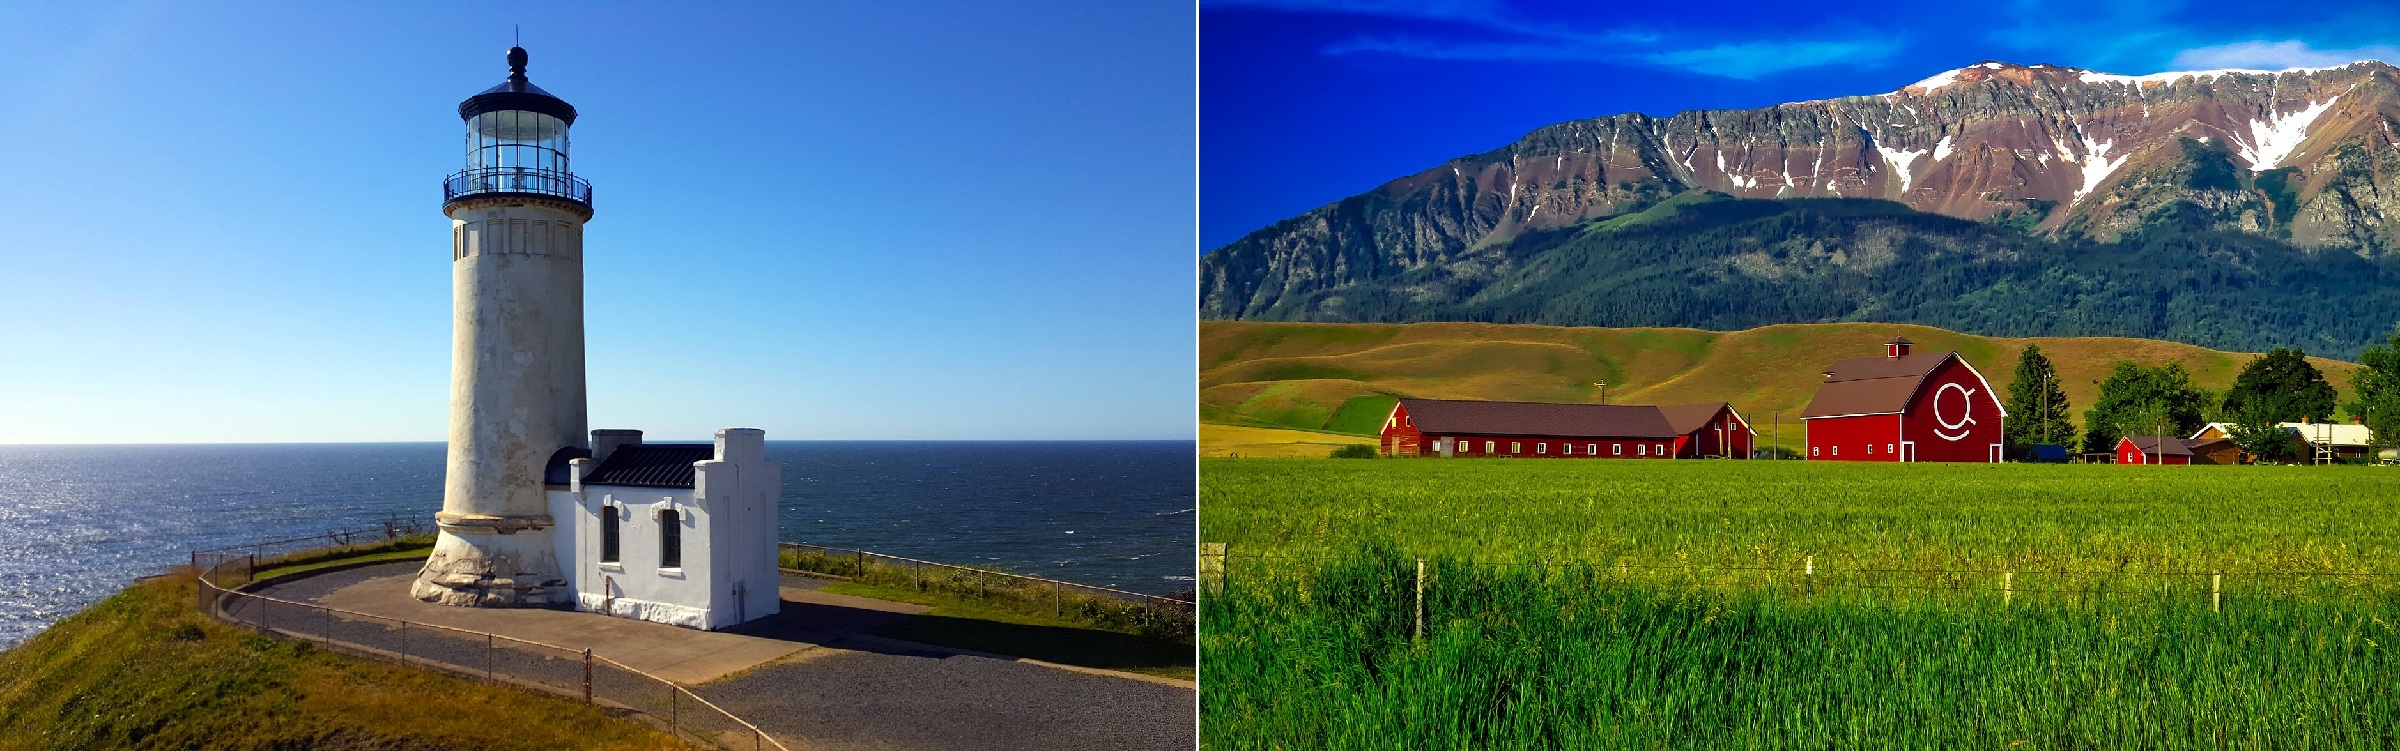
659, 509, 682, 569
600, 505, 620, 564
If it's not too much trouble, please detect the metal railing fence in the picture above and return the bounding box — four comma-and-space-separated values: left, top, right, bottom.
192, 531, 787, 751
1201, 543, 2400, 614
777, 542, 1195, 640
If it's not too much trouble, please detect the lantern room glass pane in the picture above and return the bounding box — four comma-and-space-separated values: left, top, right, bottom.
465, 110, 570, 174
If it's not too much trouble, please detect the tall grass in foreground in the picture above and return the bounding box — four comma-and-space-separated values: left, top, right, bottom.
1203, 546, 2400, 750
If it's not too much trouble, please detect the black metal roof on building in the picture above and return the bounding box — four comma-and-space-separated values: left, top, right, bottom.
460, 46, 578, 124
583, 444, 715, 488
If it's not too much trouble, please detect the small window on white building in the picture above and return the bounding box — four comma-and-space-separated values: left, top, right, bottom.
600, 505, 620, 564
659, 509, 682, 569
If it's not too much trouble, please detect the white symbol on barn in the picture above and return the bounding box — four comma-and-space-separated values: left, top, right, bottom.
1932, 383, 1977, 441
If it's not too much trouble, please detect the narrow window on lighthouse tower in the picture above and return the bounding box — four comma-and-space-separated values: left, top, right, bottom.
659, 509, 682, 569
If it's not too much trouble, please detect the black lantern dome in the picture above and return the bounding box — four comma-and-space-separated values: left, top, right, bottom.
443, 46, 592, 210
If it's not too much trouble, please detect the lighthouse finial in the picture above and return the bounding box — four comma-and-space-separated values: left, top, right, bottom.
507, 44, 529, 85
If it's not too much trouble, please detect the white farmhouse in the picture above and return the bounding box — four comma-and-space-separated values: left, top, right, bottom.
547, 428, 783, 630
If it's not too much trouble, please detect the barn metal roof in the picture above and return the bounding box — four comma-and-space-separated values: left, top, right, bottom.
1657, 403, 1732, 434
1396, 398, 1679, 438
2121, 435, 2194, 456
1800, 351, 1956, 418
583, 444, 716, 488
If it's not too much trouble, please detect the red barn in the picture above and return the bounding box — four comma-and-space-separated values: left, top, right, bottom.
2116, 435, 2193, 465
1801, 337, 2006, 462
1659, 402, 1755, 459
1380, 398, 1743, 459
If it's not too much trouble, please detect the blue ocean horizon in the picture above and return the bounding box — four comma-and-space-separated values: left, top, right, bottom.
0, 440, 1195, 648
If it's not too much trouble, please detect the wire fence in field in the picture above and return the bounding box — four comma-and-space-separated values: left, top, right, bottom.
778, 542, 1194, 639
192, 530, 788, 751
1199, 543, 2400, 617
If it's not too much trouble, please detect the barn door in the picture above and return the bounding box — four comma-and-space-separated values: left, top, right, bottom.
1899, 441, 1915, 463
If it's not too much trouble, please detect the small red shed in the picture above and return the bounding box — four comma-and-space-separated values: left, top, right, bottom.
2116, 435, 2193, 465
1801, 337, 2006, 462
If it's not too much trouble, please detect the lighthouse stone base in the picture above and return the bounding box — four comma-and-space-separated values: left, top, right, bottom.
411, 520, 570, 607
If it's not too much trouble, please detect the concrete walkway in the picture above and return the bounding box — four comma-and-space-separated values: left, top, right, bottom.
248, 562, 1194, 751
312, 570, 926, 684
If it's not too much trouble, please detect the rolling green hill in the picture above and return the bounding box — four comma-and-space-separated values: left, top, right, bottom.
1201, 320, 2362, 451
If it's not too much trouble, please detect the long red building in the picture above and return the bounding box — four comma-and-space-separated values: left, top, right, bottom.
1379, 398, 1753, 459
1801, 337, 2006, 462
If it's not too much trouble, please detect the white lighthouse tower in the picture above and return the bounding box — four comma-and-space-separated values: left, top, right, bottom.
412, 46, 594, 607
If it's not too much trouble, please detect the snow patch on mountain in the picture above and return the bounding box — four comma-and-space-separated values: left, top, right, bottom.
2070, 137, 2129, 202
2231, 97, 2339, 172
1876, 145, 1930, 193
1933, 135, 1954, 162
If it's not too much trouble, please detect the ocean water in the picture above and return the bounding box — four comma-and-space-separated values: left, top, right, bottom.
0, 441, 1194, 648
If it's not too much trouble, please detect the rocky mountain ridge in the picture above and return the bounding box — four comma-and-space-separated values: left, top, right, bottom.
1203, 60, 2400, 327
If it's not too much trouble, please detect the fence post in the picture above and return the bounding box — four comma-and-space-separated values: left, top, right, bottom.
2212, 572, 2223, 613
855, 550, 866, 577
398, 621, 406, 666
1200, 543, 1226, 596
324, 606, 332, 648
915, 560, 924, 591
2004, 571, 2014, 609
1054, 581, 1063, 616
487, 633, 495, 684
583, 649, 593, 705
671, 686, 679, 735
1413, 557, 1426, 642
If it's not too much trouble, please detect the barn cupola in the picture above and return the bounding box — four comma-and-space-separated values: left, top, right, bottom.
1885, 336, 1913, 359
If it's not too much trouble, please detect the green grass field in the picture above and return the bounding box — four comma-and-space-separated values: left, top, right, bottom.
1200, 459, 2400, 749
0, 569, 688, 751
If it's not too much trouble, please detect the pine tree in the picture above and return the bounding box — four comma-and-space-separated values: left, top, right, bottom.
2222, 347, 2338, 424
2001, 345, 2073, 458
2345, 333, 2400, 452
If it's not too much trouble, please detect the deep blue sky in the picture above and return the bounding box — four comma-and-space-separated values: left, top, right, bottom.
1202, 0, 2400, 249
0, 2, 1194, 443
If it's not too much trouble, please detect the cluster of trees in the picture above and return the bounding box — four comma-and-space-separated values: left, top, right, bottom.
2001, 340, 2400, 461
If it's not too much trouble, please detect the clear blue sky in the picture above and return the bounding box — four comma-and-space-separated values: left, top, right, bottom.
1202, 0, 2400, 249
0, 2, 1195, 443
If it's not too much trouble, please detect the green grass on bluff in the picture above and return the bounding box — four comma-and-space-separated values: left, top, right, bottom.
0, 570, 688, 751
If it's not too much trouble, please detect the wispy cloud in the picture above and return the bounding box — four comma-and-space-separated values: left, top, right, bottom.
2168, 40, 2400, 70
1643, 39, 1897, 80
1211, 0, 1896, 79
1203, 0, 1510, 24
